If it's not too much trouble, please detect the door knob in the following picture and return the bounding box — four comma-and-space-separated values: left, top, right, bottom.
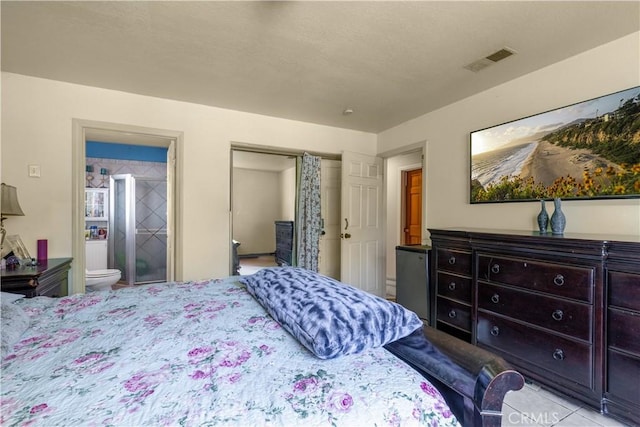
340, 233, 351, 239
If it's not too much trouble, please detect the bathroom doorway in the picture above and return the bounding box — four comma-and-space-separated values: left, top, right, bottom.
72, 119, 182, 294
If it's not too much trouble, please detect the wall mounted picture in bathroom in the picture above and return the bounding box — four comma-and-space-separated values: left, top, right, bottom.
470, 86, 640, 203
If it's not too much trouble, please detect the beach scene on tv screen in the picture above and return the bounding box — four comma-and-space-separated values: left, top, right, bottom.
471, 86, 640, 203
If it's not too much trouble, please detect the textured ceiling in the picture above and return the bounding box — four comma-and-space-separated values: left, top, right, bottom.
2, 1, 639, 133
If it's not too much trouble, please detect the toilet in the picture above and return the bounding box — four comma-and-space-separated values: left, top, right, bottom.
85, 269, 121, 292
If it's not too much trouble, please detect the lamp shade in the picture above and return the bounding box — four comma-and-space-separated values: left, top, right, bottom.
1, 183, 25, 217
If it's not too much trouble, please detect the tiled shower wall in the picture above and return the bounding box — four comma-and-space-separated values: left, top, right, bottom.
85, 157, 167, 189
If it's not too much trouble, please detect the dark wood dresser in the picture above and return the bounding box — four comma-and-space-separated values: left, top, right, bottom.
431, 230, 473, 341
604, 240, 640, 424
429, 229, 639, 426
1, 257, 73, 297
275, 221, 294, 266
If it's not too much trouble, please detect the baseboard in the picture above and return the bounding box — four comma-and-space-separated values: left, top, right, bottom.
386, 277, 397, 298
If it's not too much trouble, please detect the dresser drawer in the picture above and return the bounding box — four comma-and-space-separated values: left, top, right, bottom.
608, 308, 640, 355
436, 272, 472, 303
436, 248, 471, 276
276, 249, 292, 266
276, 228, 291, 240
436, 298, 471, 332
608, 270, 640, 312
477, 254, 594, 302
478, 312, 592, 387
478, 284, 592, 341
607, 349, 640, 405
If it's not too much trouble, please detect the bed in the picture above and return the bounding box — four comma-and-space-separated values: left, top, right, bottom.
1, 267, 523, 426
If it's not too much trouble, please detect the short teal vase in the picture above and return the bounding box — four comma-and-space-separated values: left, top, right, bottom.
550, 198, 566, 235
537, 199, 549, 233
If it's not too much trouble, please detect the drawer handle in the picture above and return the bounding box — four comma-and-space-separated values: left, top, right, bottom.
491, 293, 500, 304
553, 274, 565, 286
448, 256, 456, 265
552, 309, 564, 321
448, 309, 457, 319
552, 349, 565, 361
491, 264, 500, 274
448, 282, 456, 291
490, 326, 500, 336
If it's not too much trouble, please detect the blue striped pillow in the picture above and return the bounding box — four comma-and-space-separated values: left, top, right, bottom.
240, 267, 423, 359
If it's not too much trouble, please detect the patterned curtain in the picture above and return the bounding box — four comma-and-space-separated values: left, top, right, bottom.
295, 152, 322, 271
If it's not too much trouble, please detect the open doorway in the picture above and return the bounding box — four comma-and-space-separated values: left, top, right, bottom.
383, 148, 424, 299
71, 119, 182, 294
231, 150, 296, 276
85, 142, 169, 289
230, 147, 342, 279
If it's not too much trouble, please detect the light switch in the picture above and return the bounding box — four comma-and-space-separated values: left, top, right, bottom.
28, 164, 41, 177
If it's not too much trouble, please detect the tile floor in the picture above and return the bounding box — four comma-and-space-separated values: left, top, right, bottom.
237, 257, 632, 427
502, 381, 630, 426
238, 254, 278, 275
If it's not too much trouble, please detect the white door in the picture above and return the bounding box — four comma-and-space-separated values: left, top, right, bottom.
319, 159, 341, 279
340, 151, 384, 296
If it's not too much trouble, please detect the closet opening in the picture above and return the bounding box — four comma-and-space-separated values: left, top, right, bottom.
230, 145, 341, 278
231, 150, 296, 276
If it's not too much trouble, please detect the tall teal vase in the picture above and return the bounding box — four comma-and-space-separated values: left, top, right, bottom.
537, 199, 549, 233
550, 198, 566, 235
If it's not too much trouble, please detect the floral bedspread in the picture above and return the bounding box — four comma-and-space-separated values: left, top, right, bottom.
1, 277, 460, 426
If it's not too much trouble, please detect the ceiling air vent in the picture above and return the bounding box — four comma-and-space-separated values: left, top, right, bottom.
464, 47, 516, 72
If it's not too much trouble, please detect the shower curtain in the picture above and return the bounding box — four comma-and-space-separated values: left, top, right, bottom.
295, 152, 322, 271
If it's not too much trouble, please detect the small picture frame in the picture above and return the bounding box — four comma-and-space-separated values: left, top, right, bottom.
5, 234, 31, 263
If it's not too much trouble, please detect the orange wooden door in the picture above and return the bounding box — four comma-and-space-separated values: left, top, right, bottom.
404, 169, 422, 245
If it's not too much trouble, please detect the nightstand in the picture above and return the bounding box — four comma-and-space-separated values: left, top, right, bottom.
1, 258, 72, 297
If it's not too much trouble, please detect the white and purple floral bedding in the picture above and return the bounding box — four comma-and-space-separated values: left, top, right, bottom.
1, 277, 460, 426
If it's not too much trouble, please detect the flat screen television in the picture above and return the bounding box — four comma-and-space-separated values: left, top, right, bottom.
470, 86, 640, 203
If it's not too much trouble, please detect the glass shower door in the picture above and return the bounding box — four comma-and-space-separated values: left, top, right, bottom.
110, 175, 130, 282
109, 174, 167, 285
134, 177, 167, 283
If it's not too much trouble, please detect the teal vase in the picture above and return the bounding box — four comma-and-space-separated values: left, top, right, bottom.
550, 198, 566, 235
537, 199, 549, 233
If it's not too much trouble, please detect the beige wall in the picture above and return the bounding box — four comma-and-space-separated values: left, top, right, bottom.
232, 168, 281, 255
379, 32, 640, 239
2, 32, 639, 291
279, 165, 296, 221
1, 72, 376, 284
